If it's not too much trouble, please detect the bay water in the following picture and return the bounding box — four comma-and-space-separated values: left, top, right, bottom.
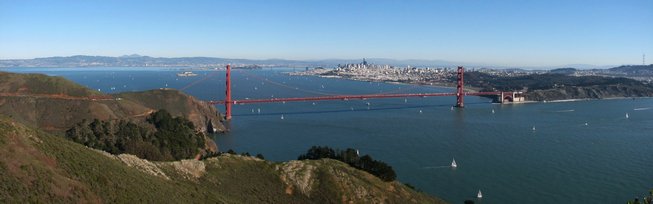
3, 67, 651, 203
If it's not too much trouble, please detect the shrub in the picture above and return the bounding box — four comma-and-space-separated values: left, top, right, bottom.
298, 146, 396, 182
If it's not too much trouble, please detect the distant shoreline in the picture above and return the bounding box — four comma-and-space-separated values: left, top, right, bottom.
293, 72, 653, 104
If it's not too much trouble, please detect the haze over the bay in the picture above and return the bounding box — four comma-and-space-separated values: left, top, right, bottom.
1, 0, 652, 67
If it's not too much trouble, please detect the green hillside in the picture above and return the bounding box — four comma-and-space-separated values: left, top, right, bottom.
0, 72, 101, 97
0, 117, 445, 203
0, 71, 224, 134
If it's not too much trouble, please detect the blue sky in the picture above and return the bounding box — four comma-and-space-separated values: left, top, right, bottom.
1, 0, 651, 66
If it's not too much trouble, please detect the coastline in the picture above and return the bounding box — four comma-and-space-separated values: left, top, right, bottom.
544, 96, 653, 103
291, 72, 653, 104
292, 72, 462, 90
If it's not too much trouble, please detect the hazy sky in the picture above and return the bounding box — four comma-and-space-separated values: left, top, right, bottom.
1, 0, 651, 66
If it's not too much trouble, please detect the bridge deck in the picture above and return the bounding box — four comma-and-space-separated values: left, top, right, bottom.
208, 92, 501, 105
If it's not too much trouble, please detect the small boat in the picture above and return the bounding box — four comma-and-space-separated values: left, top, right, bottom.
584, 122, 588, 126
492, 109, 495, 114
477, 190, 483, 198
312, 102, 316, 106
280, 115, 284, 120
626, 113, 629, 119
404, 98, 408, 103
419, 110, 423, 114
451, 106, 454, 111
532, 126, 536, 131
257, 108, 261, 114
177, 71, 198, 77
451, 158, 457, 168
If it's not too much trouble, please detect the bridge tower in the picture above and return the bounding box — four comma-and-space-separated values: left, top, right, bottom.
455, 66, 464, 108
225, 64, 232, 120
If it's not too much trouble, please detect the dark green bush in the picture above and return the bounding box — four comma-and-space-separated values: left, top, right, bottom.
298, 146, 396, 182
65, 109, 205, 161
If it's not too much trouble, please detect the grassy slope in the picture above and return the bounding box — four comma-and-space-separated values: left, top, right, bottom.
0, 71, 224, 133
0, 117, 445, 203
0, 72, 101, 97
0, 117, 227, 203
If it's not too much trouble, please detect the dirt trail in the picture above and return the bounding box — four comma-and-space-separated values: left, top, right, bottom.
0, 93, 115, 101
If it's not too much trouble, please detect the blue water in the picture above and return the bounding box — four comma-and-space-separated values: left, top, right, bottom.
2, 67, 652, 203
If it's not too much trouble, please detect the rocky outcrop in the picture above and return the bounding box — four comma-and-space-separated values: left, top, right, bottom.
277, 160, 317, 196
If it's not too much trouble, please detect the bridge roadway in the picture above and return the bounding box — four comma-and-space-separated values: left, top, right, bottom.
208, 91, 501, 105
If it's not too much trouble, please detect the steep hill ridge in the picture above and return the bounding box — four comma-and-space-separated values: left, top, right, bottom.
0, 72, 225, 134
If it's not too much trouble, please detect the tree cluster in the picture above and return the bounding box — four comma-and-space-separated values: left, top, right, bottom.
298, 146, 396, 182
199, 149, 265, 160
65, 109, 205, 161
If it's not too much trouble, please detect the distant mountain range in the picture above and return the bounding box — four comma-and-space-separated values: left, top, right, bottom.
0, 55, 308, 68
0, 54, 643, 70
0, 55, 468, 68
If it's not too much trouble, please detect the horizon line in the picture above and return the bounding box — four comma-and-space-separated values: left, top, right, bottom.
1, 54, 648, 69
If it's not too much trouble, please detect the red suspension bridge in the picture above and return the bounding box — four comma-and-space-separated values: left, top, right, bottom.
208, 65, 522, 120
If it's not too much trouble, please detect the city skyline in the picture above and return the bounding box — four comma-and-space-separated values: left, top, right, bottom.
1, 0, 652, 66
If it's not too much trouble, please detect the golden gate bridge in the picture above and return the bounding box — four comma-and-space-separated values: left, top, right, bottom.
208, 65, 520, 120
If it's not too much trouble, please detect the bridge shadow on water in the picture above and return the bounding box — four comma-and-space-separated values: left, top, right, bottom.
231, 101, 491, 117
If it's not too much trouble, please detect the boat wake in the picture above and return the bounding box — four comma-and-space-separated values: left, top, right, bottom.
634, 107, 651, 111
554, 109, 575, 112
423, 166, 451, 169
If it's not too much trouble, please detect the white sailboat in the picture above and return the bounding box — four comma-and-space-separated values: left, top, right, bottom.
477, 190, 483, 198
492, 109, 495, 114
626, 113, 629, 119
451, 158, 457, 168
532, 126, 536, 131
419, 110, 423, 114
280, 114, 284, 120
